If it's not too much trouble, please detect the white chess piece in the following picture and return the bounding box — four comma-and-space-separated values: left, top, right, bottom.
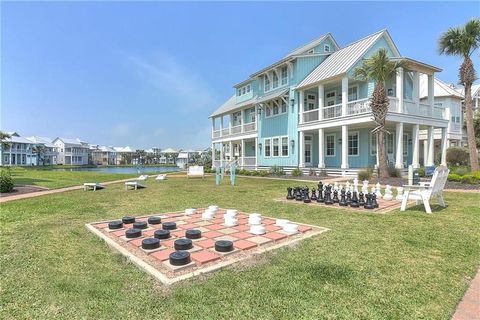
346, 181, 351, 191
383, 185, 393, 201
375, 182, 383, 199
362, 180, 369, 194
396, 187, 404, 201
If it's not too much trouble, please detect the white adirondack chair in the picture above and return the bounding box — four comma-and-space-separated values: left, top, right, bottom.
400, 166, 450, 214
187, 165, 204, 179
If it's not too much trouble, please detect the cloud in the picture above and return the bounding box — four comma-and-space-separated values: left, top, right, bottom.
125, 51, 219, 113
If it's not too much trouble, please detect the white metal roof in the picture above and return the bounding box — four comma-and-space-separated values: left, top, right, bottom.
54, 137, 84, 146
114, 146, 134, 153
457, 83, 480, 97
419, 75, 464, 99
297, 29, 398, 89
210, 95, 256, 117
5, 136, 35, 144
286, 33, 339, 57
256, 89, 289, 104
25, 136, 56, 148
162, 148, 178, 153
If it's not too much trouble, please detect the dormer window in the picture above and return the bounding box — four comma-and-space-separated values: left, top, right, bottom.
237, 84, 252, 97
281, 66, 288, 85
265, 76, 270, 92
272, 72, 279, 88
324, 44, 331, 53
307, 49, 314, 54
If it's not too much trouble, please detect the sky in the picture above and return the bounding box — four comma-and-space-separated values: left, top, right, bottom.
1, 1, 478, 149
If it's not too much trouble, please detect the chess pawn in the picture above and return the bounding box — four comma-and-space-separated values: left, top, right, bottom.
346, 190, 352, 204
333, 190, 339, 203
324, 185, 333, 205
372, 193, 379, 208
311, 188, 317, 201
396, 187, 404, 201
286, 187, 294, 200
364, 193, 374, 209
350, 191, 359, 208
295, 187, 303, 201
303, 188, 311, 203
375, 182, 383, 199
339, 189, 348, 206
317, 181, 323, 193
353, 177, 358, 187
383, 185, 393, 201
317, 185, 324, 203
358, 192, 365, 206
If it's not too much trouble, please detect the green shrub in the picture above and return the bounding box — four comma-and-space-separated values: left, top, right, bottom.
446, 147, 470, 166
387, 165, 401, 178
0, 169, 14, 193
357, 169, 372, 181
417, 167, 425, 177
448, 173, 462, 182
269, 165, 285, 176
251, 170, 260, 176
453, 166, 470, 176
291, 167, 303, 177
259, 170, 269, 177
308, 169, 317, 176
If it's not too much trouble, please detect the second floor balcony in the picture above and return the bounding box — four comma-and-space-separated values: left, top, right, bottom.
212, 121, 257, 139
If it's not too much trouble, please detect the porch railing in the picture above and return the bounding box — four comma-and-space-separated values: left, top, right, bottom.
231, 125, 242, 134
323, 103, 342, 119
213, 130, 221, 138
347, 98, 370, 115
303, 109, 319, 122
388, 97, 398, 111
221, 128, 230, 136
242, 157, 256, 166
243, 122, 256, 132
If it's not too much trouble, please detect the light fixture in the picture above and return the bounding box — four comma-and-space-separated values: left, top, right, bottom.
290, 139, 295, 148
258, 143, 262, 150
338, 138, 342, 144
290, 98, 295, 107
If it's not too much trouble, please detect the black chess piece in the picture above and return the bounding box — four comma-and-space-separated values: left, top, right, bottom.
333, 190, 339, 203
358, 192, 365, 206
364, 193, 374, 209
350, 191, 359, 208
324, 185, 333, 205
317, 185, 324, 203
372, 193, 379, 208
303, 187, 311, 203
346, 190, 352, 204
295, 187, 302, 201
310, 188, 317, 201
339, 188, 348, 206
286, 187, 294, 200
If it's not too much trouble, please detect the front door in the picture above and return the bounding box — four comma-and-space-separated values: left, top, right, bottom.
304, 135, 312, 166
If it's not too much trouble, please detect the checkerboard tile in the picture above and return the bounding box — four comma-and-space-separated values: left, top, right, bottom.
129, 238, 144, 247
218, 228, 237, 235
233, 225, 250, 232
195, 221, 213, 226
214, 235, 238, 242
179, 223, 198, 230
203, 231, 223, 239
265, 224, 282, 232
151, 248, 175, 261
112, 230, 126, 237
172, 230, 186, 238
161, 239, 176, 248
95, 223, 109, 229
234, 240, 257, 250
263, 219, 276, 225
298, 225, 312, 233
230, 232, 254, 240
264, 232, 288, 241
195, 239, 216, 249
212, 218, 224, 224
191, 250, 221, 265
143, 229, 156, 237
248, 236, 273, 245
205, 224, 224, 231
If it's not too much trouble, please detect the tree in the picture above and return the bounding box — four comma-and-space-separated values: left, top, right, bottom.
353, 48, 406, 178
33, 145, 46, 165
134, 149, 146, 165
0, 131, 11, 150
439, 18, 480, 171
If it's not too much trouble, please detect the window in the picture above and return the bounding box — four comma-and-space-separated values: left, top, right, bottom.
281, 100, 287, 113
324, 44, 330, 52
237, 84, 252, 97
281, 66, 288, 85
348, 86, 358, 101
305, 94, 317, 111
325, 91, 336, 106
387, 134, 394, 154
242, 87, 246, 95
272, 138, 279, 156
248, 107, 256, 122
246, 84, 251, 93
272, 72, 279, 88
265, 106, 271, 117
265, 76, 270, 92
326, 134, 335, 156
272, 105, 279, 115
348, 132, 359, 156
264, 139, 271, 157
265, 99, 287, 118
237, 89, 241, 96
403, 134, 408, 156
282, 137, 288, 156
370, 132, 377, 155
307, 49, 314, 54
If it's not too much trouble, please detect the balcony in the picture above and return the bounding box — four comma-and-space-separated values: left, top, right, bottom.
212, 122, 257, 139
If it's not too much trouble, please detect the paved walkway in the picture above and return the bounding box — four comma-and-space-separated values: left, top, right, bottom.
452, 268, 480, 320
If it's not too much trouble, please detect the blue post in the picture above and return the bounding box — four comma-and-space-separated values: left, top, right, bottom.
215, 167, 221, 185
230, 163, 237, 186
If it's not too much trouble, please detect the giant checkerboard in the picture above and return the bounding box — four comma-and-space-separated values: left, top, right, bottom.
86, 208, 328, 285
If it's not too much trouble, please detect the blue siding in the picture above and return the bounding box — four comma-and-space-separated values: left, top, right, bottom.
294, 56, 327, 85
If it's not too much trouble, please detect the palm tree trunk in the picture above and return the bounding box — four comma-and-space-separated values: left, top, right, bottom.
377, 131, 388, 178
464, 82, 479, 171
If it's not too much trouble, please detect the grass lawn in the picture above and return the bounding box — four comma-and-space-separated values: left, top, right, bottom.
1, 176, 479, 319
8, 167, 141, 189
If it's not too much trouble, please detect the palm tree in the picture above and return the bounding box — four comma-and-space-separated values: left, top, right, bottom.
0, 131, 12, 150
33, 145, 46, 165
439, 18, 480, 171
353, 48, 406, 178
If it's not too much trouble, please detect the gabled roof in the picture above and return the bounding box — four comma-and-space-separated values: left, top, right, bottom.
54, 137, 85, 146
114, 146, 134, 152
297, 29, 400, 89
286, 33, 340, 57
4, 135, 35, 144
162, 148, 178, 153
457, 83, 480, 97
210, 95, 250, 117
419, 75, 463, 99
25, 136, 55, 148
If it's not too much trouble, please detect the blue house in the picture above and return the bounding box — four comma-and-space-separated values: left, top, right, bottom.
209, 30, 450, 175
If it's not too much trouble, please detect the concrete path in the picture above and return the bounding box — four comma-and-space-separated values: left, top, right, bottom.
452, 268, 480, 320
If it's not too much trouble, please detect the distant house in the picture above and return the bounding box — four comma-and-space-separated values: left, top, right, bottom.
25, 136, 59, 165
160, 148, 178, 164
90, 145, 117, 165
176, 149, 198, 169
53, 137, 90, 165
1, 132, 37, 166
113, 146, 135, 165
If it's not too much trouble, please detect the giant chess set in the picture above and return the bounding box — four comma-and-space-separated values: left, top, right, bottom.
283, 178, 406, 213
86, 207, 328, 285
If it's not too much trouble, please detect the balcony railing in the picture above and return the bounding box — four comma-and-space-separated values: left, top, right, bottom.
323, 103, 342, 119
231, 125, 242, 134
243, 122, 256, 132
212, 122, 257, 139
241, 157, 256, 166
347, 98, 370, 115
221, 128, 230, 136
303, 109, 319, 122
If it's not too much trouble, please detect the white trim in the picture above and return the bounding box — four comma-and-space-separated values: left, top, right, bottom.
304, 134, 313, 166
264, 138, 271, 158
325, 133, 336, 157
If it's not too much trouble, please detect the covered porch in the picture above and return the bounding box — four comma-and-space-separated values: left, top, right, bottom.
212, 138, 258, 169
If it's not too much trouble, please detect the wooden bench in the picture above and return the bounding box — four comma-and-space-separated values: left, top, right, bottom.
83, 183, 104, 191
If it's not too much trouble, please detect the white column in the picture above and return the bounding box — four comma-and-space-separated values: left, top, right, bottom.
428, 74, 434, 115
413, 71, 420, 108
299, 131, 305, 167
241, 139, 245, 168
318, 128, 325, 168
395, 122, 404, 169
220, 143, 224, 166
318, 84, 324, 121
229, 115, 233, 134
412, 124, 420, 168
211, 117, 215, 137
240, 109, 245, 133
423, 140, 428, 166
341, 125, 348, 169
299, 91, 304, 124
396, 67, 404, 113
426, 126, 435, 166
254, 137, 258, 167
341, 77, 348, 116
229, 141, 233, 161
211, 143, 215, 167
220, 116, 224, 135
440, 128, 447, 166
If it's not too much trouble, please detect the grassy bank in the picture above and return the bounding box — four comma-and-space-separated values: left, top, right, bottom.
1, 176, 479, 319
